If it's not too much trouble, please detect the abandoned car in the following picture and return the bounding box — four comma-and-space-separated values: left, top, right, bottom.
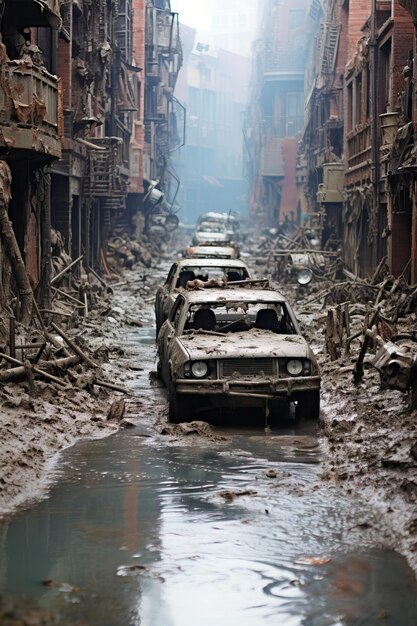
155, 257, 252, 335
192, 221, 230, 246
184, 243, 240, 259
157, 285, 321, 423
197, 211, 240, 239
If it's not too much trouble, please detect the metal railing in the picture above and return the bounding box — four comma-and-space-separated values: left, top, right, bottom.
347, 123, 372, 170
258, 49, 306, 75
261, 116, 304, 137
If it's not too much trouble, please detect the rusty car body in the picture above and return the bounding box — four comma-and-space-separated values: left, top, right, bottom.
155, 257, 252, 335
157, 285, 321, 423
371, 335, 417, 406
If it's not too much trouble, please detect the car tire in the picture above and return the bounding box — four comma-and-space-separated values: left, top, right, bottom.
295, 390, 320, 419
168, 381, 187, 423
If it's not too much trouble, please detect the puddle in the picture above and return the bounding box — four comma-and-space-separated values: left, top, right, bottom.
0, 428, 416, 626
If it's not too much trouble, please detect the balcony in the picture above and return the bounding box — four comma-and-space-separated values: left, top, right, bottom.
317, 163, 344, 203
147, 9, 181, 55
84, 137, 128, 207
262, 116, 304, 138
0, 60, 61, 159
258, 50, 306, 80
346, 123, 372, 173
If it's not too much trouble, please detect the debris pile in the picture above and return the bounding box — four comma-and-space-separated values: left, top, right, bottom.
250, 226, 341, 283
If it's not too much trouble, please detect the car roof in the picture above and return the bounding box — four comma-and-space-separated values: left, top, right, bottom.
175, 258, 248, 268
179, 287, 288, 304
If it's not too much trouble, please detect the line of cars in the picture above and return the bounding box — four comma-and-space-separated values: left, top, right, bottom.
154, 212, 321, 424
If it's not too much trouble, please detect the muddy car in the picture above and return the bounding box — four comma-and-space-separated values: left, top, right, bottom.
155, 258, 252, 335
157, 285, 321, 423
192, 221, 230, 246
197, 212, 240, 240
184, 243, 240, 259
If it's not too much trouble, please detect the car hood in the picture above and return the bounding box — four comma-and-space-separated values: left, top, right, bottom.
177, 330, 309, 360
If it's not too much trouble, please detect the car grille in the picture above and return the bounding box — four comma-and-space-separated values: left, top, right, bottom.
221, 358, 275, 377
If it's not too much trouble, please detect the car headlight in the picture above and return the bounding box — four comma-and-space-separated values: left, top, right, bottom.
297, 268, 313, 285
191, 361, 209, 378
287, 359, 303, 376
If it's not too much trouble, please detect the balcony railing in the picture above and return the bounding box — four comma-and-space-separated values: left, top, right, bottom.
0, 60, 60, 158
347, 123, 372, 171
262, 116, 304, 138
258, 50, 306, 76
84, 137, 128, 203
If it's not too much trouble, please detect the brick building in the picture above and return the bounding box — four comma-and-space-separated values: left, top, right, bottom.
0, 0, 182, 326
245, 0, 307, 229
299, 0, 415, 279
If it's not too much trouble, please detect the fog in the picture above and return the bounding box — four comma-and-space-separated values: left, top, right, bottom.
171, 0, 211, 29
171, 0, 260, 55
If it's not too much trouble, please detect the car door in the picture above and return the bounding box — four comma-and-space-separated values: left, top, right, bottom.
156, 263, 177, 329
158, 295, 186, 384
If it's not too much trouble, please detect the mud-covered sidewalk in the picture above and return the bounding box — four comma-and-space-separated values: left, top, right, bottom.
1, 250, 417, 585
291, 283, 417, 575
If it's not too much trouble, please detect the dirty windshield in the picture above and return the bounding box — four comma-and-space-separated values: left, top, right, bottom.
182, 301, 297, 334
177, 266, 249, 285
197, 222, 226, 233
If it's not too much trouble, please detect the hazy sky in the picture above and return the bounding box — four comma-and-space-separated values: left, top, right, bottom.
171, 0, 216, 29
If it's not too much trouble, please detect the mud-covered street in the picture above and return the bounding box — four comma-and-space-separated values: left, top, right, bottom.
1, 251, 417, 625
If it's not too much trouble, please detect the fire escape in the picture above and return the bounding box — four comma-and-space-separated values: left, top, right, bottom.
144, 0, 183, 200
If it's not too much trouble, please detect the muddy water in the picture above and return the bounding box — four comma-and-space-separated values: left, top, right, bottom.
0, 324, 417, 625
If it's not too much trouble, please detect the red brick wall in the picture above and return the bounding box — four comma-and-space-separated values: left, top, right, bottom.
347, 0, 371, 61
130, 0, 146, 192
392, 2, 414, 103
57, 38, 71, 109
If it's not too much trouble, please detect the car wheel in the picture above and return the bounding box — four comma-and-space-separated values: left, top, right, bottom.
295, 390, 320, 419
168, 381, 188, 423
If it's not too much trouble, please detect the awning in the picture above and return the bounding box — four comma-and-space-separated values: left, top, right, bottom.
4, 0, 62, 29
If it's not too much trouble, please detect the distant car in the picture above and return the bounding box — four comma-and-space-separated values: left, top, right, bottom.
184, 243, 240, 259
197, 212, 240, 240
157, 284, 321, 423
192, 221, 230, 245
155, 258, 252, 335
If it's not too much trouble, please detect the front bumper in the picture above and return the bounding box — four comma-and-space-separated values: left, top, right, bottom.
175, 376, 321, 399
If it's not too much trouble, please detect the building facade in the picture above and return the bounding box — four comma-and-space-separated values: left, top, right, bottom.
0, 0, 182, 325
245, 0, 307, 229
299, 0, 415, 279
174, 29, 250, 223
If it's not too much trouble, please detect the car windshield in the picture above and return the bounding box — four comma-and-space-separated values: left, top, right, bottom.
197, 223, 225, 233
180, 301, 297, 335
176, 266, 249, 287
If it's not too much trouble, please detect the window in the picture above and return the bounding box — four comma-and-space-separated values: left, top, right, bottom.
355, 72, 362, 126
188, 87, 199, 116
347, 82, 353, 132
202, 90, 216, 122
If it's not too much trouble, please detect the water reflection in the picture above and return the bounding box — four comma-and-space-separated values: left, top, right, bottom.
0, 431, 416, 625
